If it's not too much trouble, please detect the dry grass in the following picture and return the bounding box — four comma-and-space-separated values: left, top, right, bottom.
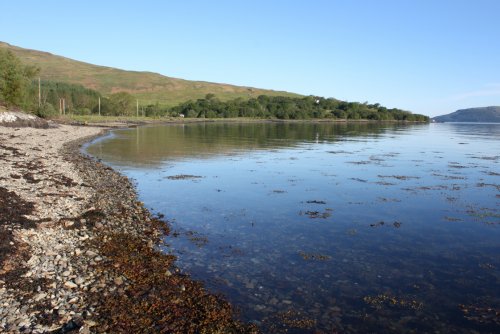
1, 41, 300, 107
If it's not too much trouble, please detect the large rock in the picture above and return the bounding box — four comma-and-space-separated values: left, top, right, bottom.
0, 109, 52, 128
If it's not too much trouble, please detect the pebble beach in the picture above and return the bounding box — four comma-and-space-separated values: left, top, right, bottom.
0, 114, 255, 333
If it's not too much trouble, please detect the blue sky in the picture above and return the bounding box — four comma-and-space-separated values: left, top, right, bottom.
1, 0, 499, 116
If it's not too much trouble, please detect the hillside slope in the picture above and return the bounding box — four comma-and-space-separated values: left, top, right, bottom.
0, 41, 299, 106
433, 106, 500, 122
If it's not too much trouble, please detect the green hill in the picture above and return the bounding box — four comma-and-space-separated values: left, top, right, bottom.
433, 106, 500, 122
0, 41, 299, 106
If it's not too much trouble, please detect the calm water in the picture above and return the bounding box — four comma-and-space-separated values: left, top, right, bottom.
86, 122, 500, 333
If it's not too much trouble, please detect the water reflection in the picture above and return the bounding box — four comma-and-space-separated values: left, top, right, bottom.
86, 122, 427, 167
444, 122, 500, 139
86, 122, 500, 333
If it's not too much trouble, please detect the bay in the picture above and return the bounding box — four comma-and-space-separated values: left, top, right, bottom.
86, 121, 500, 333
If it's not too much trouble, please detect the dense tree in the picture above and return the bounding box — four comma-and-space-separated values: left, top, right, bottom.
108, 92, 135, 116
0, 49, 39, 107
169, 94, 429, 122
35, 81, 101, 115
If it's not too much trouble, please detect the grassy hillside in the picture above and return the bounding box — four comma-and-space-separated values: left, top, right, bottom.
0, 41, 300, 106
433, 106, 500, 122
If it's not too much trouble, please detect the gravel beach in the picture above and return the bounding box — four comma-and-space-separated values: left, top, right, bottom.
0, 118, 255, 333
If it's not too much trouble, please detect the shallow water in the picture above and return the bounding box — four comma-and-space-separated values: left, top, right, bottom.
86, 122, 500, 333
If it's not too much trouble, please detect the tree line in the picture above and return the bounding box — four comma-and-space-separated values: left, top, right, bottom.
33, 81, 173, 117
1, 49, 428, 121
170, 94, 429, 121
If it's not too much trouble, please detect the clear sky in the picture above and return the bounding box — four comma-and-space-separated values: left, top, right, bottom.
1, 0, 499, 117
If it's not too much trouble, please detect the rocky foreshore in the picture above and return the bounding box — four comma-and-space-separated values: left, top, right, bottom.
0, 120, 256, 333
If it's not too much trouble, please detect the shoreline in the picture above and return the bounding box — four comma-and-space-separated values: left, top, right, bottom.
56, 114, 430, 127
0, 122, 256, 333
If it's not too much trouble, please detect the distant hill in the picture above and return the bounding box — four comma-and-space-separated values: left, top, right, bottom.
0, 41, 300, 106
433, 106, 500, 123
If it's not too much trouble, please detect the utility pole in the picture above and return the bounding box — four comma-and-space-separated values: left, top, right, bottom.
136, 99, 139, 118
38, 77, 41, 108
59, 98, 64, 115
98, 97, 101, 116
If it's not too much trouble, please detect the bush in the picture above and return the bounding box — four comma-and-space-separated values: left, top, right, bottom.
36, 103, 58, 118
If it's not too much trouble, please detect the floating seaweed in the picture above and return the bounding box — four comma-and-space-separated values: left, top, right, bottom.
370, 221, 385, 228
476, 182, 500, 191
298, 251, 332, 261
347, 160, 372, 165
166, 174, 203, 180
378, 175, 421, 180
444, 216, 462, 222
432, 173, 467, 180
326, 150, 352, 154
448, 162, 469, 169
459, 304, 500, 325
378, 197, 402, 202
466, 207, 500, 224
261, 310, 317, 332
305, 200, 327, 204
304, 210, 331, 219
364, 294, 423, 310
350, 177, 368, 183
185, 230, 209, 247
370, 221, 402, 228
478, 263, 495, 270
375, 181, 396, 186
470, 155, 500, 161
